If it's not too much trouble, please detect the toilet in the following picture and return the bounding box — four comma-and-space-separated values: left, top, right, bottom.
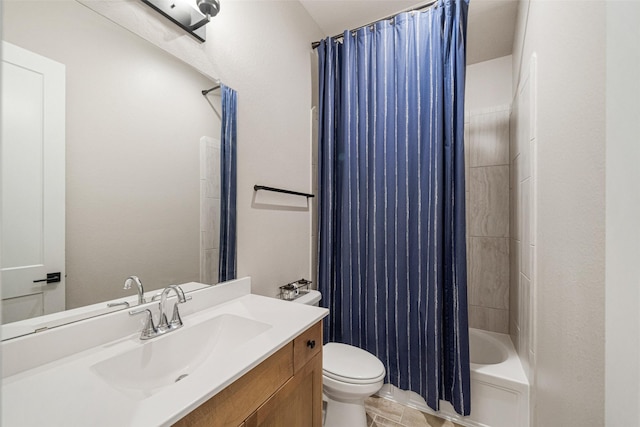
294, 290, 386, 426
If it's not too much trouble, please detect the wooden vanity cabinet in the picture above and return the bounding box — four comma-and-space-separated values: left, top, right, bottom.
174, 321, 323, 427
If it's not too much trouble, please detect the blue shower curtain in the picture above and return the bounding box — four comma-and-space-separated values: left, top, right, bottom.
317, 0, 470, 415
219, 85, 237, 282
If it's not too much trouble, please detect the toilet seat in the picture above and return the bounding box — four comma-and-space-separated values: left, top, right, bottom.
323, 343, 386, 385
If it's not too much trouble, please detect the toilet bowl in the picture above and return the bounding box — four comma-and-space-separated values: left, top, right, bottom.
293, 290, 385, 427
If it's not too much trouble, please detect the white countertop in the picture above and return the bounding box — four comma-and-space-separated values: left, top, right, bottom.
1, 278, 328, 426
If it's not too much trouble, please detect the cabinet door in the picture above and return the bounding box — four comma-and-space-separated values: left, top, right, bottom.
245, 351, 322, 427
293, 321, 322, 372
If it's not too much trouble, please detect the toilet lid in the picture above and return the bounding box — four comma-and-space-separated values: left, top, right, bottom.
323, 343, 386, 384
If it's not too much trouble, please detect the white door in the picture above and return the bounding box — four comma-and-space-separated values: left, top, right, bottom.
1, 41, 66, 323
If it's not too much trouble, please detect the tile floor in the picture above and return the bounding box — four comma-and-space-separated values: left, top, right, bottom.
364, 396, 464, 427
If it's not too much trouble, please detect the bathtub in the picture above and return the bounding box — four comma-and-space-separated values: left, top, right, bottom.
377, 328, 529, 427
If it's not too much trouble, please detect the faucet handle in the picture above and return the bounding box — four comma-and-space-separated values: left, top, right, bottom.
129, 308, 158, 340
107, 300, 130, 308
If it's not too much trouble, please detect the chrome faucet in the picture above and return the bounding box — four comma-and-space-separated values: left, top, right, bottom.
124, 276, 145, 305
157, 285, 187, 332
129, 284, 189, 340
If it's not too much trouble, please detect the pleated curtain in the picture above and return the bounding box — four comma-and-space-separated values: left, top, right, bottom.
218, 85, 237, 282
317, 0, 471, 415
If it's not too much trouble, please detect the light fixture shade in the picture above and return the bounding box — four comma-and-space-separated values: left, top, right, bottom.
141, 0, 220, 42
197, 0, 220, 17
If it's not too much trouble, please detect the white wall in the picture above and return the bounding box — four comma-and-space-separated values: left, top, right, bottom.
605, 0, 640, 425
80, 1, 324, 298
512, 1, 606, 425
465, 55, 512, 112
4, 0, 219, 309
208, 2, 323, 297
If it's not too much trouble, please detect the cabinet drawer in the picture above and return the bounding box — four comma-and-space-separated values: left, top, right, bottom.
245, 352, 322, 427
293, 321, 322, 373
174, 343, 293, 427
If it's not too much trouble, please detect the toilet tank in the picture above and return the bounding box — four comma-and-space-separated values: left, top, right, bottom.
292, 290, 321, 306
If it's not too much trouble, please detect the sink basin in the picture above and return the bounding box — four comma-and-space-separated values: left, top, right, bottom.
91, 313, 271, 399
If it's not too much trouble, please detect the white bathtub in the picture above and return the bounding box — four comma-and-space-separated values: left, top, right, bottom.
377, 328, 529, 427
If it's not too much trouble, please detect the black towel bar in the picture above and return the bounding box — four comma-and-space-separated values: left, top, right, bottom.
253, 185, 315, 198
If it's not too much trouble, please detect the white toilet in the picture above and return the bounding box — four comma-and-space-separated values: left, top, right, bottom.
294, 290, 386, 426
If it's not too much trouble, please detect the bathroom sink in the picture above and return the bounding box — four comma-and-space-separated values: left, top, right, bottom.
91, 313, 271, 399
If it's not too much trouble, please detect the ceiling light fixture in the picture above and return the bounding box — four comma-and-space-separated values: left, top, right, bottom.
141, 0, 221, 43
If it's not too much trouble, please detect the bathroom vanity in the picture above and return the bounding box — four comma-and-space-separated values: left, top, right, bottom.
1, 278, 328, 427
175, 321, 322, 426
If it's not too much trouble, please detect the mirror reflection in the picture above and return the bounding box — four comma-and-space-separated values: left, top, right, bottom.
1, 0, 235, 338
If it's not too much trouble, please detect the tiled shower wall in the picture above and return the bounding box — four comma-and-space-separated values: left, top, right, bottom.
465, 106, 511, 333
200, 136, 221, 285
509, 55, 537, 383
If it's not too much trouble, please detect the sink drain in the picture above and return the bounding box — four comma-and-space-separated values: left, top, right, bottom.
175, 374, 189, 383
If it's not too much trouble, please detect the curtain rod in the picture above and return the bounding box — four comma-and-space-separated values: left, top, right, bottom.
202, 85, 220, 95
310, 0, 438, 49
202, 79, 222, 95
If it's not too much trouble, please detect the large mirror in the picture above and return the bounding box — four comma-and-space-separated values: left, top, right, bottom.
1, 0, 235, 339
